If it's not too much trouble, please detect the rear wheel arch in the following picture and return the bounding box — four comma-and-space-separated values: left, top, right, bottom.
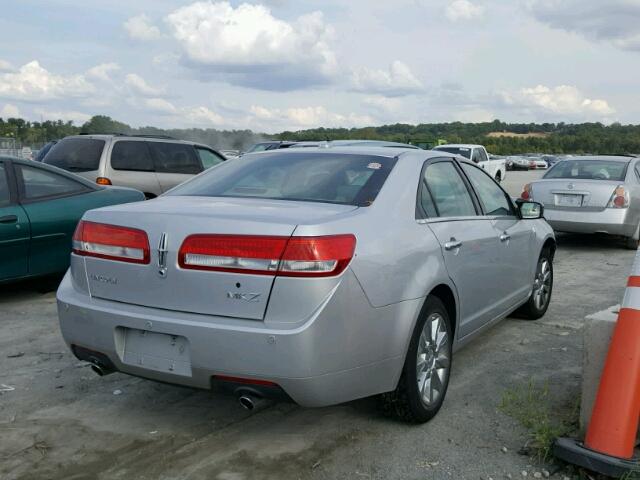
428, 284, 457, 340
542, 237, 556, 259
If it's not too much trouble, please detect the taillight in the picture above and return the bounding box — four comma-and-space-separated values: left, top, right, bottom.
279, 235, 356, 277
607, 185, 630, 209
96, 177, 112, 185
72, 220, 150, 264
178, 234, 356, 277
521, 183, 532, 200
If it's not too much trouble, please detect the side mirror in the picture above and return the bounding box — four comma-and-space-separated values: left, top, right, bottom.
516, 200, 544, 219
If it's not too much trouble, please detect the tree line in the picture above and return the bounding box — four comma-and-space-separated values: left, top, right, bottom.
1, 115, 639, 155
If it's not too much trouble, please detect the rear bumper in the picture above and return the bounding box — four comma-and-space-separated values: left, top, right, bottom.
56, 271, 418, 407
544, 207, 636, 237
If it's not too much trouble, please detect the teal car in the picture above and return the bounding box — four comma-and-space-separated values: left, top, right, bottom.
0, 156, 145, 283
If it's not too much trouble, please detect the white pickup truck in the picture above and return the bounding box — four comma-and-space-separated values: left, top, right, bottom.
432, 144, 507, 182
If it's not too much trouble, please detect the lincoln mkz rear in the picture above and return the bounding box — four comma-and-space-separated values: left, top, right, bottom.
57, 148, 555, 422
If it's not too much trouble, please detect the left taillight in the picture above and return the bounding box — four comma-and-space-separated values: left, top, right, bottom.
72, 220, 151, 264
178, 234, 356, 277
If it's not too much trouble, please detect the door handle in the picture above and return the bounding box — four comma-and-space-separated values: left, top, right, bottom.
444, 238, 462, 251
500, 233, 511, 242
0, 215, 17, 224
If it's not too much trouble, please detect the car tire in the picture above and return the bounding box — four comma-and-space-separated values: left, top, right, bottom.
495, 172, 502, 183
380, 296, 452, 423
625, 225, 639, 250
515, 248, 553, 320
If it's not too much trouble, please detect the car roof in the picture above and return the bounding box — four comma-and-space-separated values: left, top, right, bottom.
434, 144, 482, 149
557, 155, 634, 163
243, 146, 441, 160
62, 134, 201, 146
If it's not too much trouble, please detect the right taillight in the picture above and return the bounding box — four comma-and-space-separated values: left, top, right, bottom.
178, 234, 356, 277
521, 183, 532, 200
607, 185, 630, 209
72, 220, 150, 264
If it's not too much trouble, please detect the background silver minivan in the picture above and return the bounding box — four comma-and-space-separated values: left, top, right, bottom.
43, 134, 226, 198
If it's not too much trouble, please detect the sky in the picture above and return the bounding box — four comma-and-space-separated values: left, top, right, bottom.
0, 0, 639, 133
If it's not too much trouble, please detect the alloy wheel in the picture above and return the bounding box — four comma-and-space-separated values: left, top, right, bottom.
533, 259, 552, 310
416, 313, 451, 407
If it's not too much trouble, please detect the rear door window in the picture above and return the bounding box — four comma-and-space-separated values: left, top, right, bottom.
43, 137, 105, 172
17, 165, 87, 201
111, 141, 154, 171
0, 163, 10, 206
196, 147, 225, 169
148, 142, 203, 174
422, 162, 477, 217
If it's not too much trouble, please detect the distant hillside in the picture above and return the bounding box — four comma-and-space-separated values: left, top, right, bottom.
1, 115, 639, 155
279, 120, 640, 155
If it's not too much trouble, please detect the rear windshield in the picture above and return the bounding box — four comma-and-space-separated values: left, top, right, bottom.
168, 152, 397, 206
434, 147, 471, 159
43, 137, 104, 172
543, 160, 629, 181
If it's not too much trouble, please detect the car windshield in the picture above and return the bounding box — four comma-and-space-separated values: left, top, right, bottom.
43, 137, 105, 172
434, 147, 472, 159
246, 142, 281, 153
543, 160, 629, 181
168, 152, 397, 207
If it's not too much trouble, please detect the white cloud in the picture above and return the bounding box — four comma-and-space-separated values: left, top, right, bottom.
144, 97, 178, 114
124, 14, 162, 41
125, 73, 165, 97
500, 85, 615, 118
445, 0, 484, 21
143, 98, 224, 126
165, 1, 337, 90
0, 59, 13, 72
362, 95, 402, 114
529, 0, 640, 52
0, 104, 20, 117
351, 61, 423, 97
249, 104, 374, 131
0, 61, 94, 101
34, 108, 91, 124
87, 62, 120, 82
184, 106, 224, 126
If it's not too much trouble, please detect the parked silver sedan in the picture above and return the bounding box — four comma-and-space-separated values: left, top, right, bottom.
521, 155, 640, 249
57, 147, 555, 422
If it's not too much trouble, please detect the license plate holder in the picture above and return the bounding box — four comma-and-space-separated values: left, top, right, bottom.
555, 194, 583, 207
122, 328, 192, 376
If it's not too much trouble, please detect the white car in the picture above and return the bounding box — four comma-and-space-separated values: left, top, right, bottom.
433, 144, 506, 182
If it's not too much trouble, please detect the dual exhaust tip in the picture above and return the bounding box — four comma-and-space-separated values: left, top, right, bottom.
89, 361, 268, 411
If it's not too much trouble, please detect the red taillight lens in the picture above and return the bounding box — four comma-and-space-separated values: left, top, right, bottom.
178, 235, 288, 275
279, 235, 356, 277
72, 220, 150, 264
521, 183, 531, 200
178, 234, 356, 277
607, 185, 630, 209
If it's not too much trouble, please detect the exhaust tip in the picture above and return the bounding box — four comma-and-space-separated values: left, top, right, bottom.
239, 395, 255, 410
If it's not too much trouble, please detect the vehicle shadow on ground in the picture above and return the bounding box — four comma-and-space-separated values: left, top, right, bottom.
0, 274, 63, 303
555, 232, 632, 251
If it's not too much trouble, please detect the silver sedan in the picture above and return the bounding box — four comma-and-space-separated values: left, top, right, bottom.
521, 155, 640, 249
57, 147, 555, 423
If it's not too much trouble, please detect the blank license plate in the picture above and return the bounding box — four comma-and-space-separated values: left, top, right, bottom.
556, 194, 583, 207
122, 328, 192, 377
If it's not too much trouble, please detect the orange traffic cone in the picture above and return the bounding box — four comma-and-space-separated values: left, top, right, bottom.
554, 250, 640, 477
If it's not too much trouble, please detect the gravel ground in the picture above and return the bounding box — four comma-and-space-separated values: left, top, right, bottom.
0, 171, 633, 480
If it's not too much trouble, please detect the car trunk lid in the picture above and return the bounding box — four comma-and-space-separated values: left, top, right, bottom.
78, 196, 358, 320
531, 179, 621, 211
